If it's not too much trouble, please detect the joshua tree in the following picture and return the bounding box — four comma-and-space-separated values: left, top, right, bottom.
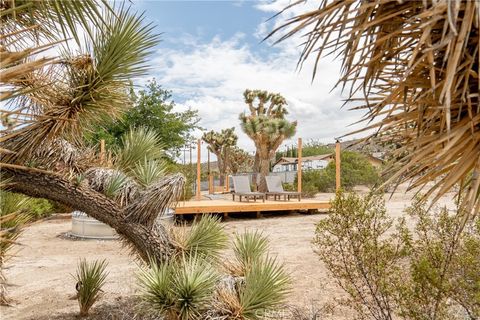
202, 128, 238, 184
228, 146, 254, 174
0, 2, 186, 264
269, 0, 479, 215
240, 89, 296, 192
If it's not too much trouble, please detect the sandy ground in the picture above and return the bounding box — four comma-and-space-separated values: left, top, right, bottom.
1, 189, 456, 320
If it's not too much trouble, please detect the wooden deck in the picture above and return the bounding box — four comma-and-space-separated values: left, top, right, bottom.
174, 199, 330, 215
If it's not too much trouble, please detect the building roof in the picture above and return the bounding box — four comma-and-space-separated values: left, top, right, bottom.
274, 154, 333, 166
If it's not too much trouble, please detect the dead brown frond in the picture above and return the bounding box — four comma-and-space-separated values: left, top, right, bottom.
84, 167, 140, 206
125, 174, 185, 227
269, 0, 480, 214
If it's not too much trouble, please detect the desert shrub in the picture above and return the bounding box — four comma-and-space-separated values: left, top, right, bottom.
302, 181, 318, 198
28, 198, 54, 218
282, 182, 295, 191
74, 259, 109, 317
0, 192, 55, 219
296, 151, 380, 193
231, 230, 269, 274
314, 191, 480, 320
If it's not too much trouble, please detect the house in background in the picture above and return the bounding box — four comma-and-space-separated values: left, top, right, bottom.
272, 154, 334, 173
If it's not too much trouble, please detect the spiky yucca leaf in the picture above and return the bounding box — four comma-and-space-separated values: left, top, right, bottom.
172, 255, 219, 320
74, 258, 108, 317
138, 255, 219, 320
138, 258, 176, 316
232, 230, 269, 275
116, 127, 165, 173
2, 7, 159, 165
269, 0, 480, 214
239, 257, 291, 319
132, 158, 166, 187
173, 215, 228, 260
104, 171, 130, 199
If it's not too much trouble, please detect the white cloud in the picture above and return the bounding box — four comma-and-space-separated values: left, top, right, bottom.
148, 1, 369, 161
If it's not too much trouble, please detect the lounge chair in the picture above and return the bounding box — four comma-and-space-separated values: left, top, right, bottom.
232, 176, 265, 202
265, 176, 302, 201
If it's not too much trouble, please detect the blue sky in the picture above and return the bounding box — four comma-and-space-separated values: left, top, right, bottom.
131, 1, 367, 158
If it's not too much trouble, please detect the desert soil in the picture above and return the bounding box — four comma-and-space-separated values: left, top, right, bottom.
1, 189, 455, 320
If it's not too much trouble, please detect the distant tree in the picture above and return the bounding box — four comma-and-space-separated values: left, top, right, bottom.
87, 79, 201, 157
240, 89, 297, 192
228, 146, 254, 174
202, 128, 238, 183
276, 140, 333, 160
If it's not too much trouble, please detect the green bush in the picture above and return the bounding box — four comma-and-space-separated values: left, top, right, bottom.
302, 182, 318, 198
296, 151, 381, 193
314, 192, 480, 319
282, 183, 295, 191
0, 192, 55, 219
28, 198, 54, 218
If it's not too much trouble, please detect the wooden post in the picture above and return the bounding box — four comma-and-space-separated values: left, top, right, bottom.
297, 137, 302, 193
225, 175, 230, 192
209, 175, 214, 194
196, 139, 201, 200
99, 139, 105, 164
336, 140, 341, 192
207, 150, 212, 194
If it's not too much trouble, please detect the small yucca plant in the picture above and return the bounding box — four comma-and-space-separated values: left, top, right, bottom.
138, 255, 219, 320
74, 258, 108, 317
219, 231, 291, 319
225, 230, 269, 276
171, 215, 228, 261
239, 257, 291, 319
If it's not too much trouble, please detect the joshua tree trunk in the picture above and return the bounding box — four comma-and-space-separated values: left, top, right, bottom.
258, 156, 271, 192
2, 165, 175, 263
256, 146, 274, 192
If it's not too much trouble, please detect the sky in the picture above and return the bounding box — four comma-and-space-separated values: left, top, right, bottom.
132, 0, 368, 160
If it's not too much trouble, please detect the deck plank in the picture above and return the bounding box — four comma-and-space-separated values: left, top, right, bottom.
174, 199, 330, 215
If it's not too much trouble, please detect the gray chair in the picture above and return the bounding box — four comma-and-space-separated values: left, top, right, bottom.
232, 176, 265, 202
265, 176, 302, 201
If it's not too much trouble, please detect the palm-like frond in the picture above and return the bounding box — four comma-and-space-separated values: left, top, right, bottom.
74, 258, 108, 316
172, 215, 228, 260
116, 127, 165, 173
0, 1, 110, 101
268, 0, 480, 213
0, 190, 33, 305
0, 1, 109, 46
132, 159, 166, 187
2, 6, 159, 165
